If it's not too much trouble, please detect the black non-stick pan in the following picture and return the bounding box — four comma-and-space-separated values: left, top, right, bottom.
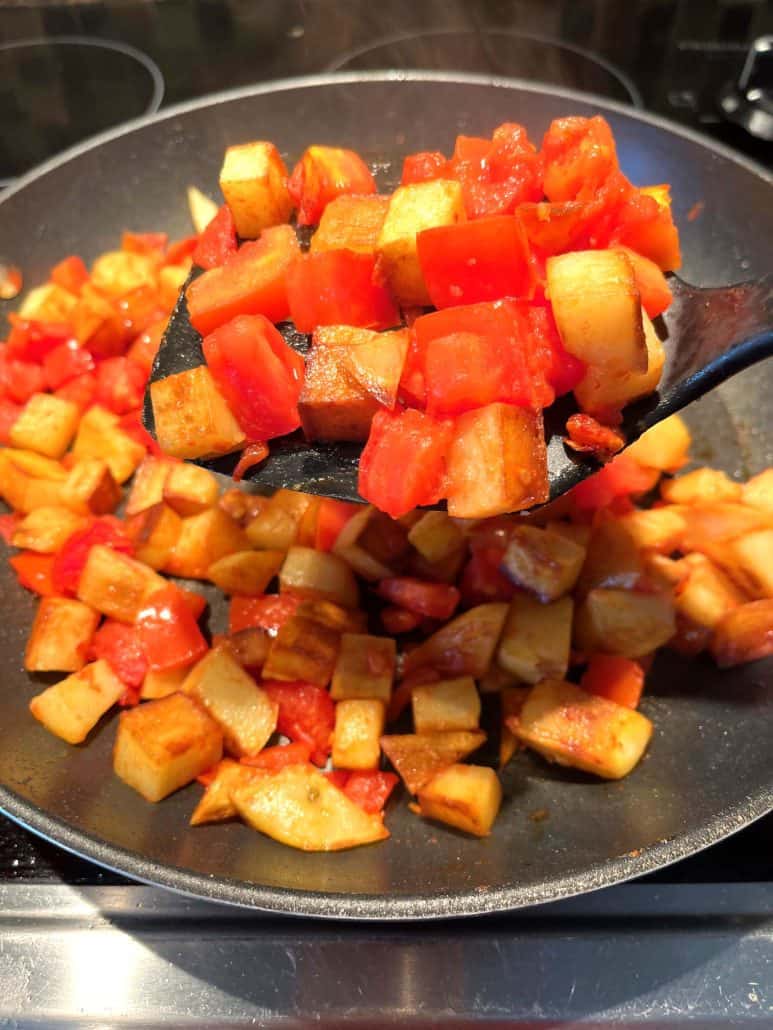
0, 74, 771, 919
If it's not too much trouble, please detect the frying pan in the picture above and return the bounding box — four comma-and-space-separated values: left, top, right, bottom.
0, 74, 771, 919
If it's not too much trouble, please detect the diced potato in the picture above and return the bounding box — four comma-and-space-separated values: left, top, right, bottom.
245, 489, 316, 551
91, 250, 157, 298
500, 685, 530, 769
71, 283, 123, 347
190, 759, 266, 825
332, 699, 386, 770
625, 415, 691, 472
311, 194, 390, 256
298, 328, 382, 442
616, 506, 687, 552
417, 764, 502, 837
262, 614, 341, 686
9, 393, 80, 458
219, 141, 292, 238
279, 546, 359, 609
330, 633, 396, 702
478, 664, 522, 695
113, 693, 223, 802
574, 588, 676, 657
125, 456, 172, 516
661, 468, 742, 505
497, 594, 573, 684
333, 506, 400, 581
24, 597, 100, 672
77, 544, 166, 622
71, 406, 146, 483
516, 679, 653, 780
141, 665, 190, 700
344, 328, 410, 411
412, 677, 480, 734
0, 447, 67, 481
680, 503, 773, 552
218, 626, 271, 671
675, 555, 747, 629
232, 764, 389, 851
159, 264, 189, 309
446, 404, 549, 518
741, 469, 773, 516
407, 511, 466, 564
544, 519, 592, 550
150, 366, 246, 460
710, 599, 773, 668
574, 309, 664, 414
187, 185, 219, 234
295, 599, 367, 634
184, 648, 278, 757
0, 462, 65, 513
723, 529, 773, 599
164, 507, 249, 579
501, 524, 585, 602
380, 730, 486, 794
377, 179, 466, 305
125, 502, 182, 570
29, 659, 124, 744
404, 603, 508, 679
576, 516, 643, 597
61, 459, 122, 515
162, 463, 220, 517
642, 552, 688, 592
208, 549, 284, 595
11, 506, 86, 553
19, 282, 78, 322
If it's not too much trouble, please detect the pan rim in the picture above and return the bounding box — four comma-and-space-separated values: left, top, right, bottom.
0, 71, 771, 919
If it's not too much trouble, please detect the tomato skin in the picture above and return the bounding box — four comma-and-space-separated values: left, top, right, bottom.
241, 741, 312, 770
229, 594, 300, 635
581, 654, 645, 708
401, 151, 448, 185
9, 552, 56, 596
262, 680, 335, 766
50, 255, 89, 294
376, 577, 460, 620
51, 518, 134, 597
343, 770, 399, 813
566, 414, 625, 457
358, 408, 453, 519
202, 314, 304, 442
90, 619, 148, 688
193, 204, 238, 270
288, 146, 376, 226
136, 585, 208, 672
286, 250, 399, 333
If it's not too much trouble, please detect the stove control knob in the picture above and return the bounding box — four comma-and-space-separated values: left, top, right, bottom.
720, 35, 773, 141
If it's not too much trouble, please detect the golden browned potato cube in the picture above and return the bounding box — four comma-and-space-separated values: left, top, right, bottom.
11, 506, 86, 553
150, 366, 245, 460
24, 597, 100, 672
574, 588, 676, 657
377, 180, 465, 305
0, 447, 67, 480
190, 759, 266, 826
407, 510, 466, 564
29, 659, 124, 744
187, 185, 219, 234
19, 282, 78, 322
126, 502, 182, 570
71, 406, 146, 484
311, 194, 390, 255
77, 543, 166, 622
295, 599, 367, 634
141, 665, 190, 700
412, 677, 481, 734
380, 730, 486, 795
332, 699, 385, 770
544, 519, 592, 549
661, 468, 742, 505
723, 529, 773, 599
576, 516, 644, 597
162, 462, 220, 517
710, 599, 773, 668
159, 264, 189, 309
625, 415, 691, 472
298, 329, 382, 443
218, 627, 271, 671
208, 549, 284, 595
113, 693, 223, 802
574, 308, 664, 414
232, 764, 389, 851
333, 506, 399, 581
219, 141, 292, 238
501, 524, 586, 602
0, 463, 64, 513
675, 555, 747, 629
330, 632, 396, 702
125, 456, 172, 516
497, 594, 573, 684
262, 614, 341, 686
680, 502, 772, 552
500, 685, 530, 769
183, 648, 278, 757
417, 764, 502, 837
617, 507, 687, 552
279, 546, 359, 609
741, 469, 773, 516
91, 250, 157, 298
61, 458, 122, 515
9, 393, 80, 458
164, 508, 249, 579
245, 489, 316, 551
404, 603, 509, 679
516, 679, 653, 780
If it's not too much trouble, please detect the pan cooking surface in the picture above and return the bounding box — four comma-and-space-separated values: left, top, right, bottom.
0, 74, 770, 918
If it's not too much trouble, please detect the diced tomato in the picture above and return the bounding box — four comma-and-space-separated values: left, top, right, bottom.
55, 372, 97, 411
193, 204, 238, 270
524, 304, 586, 398
117, 409, 158, 457
380, 605, 422, 634
0, 356, 45, 404
610, 187, 681, 271
42, 339, 95, 389
315, 498, 361, 551
566, 414, 625, 457
186, 225, 300, 336
202, 314, 304, 442
324, 769, 351, 790
0, 512, 20, 543
401, 151, 448, 185
122, 231, 168, 256
452, 123, 543, 219
229, 594, 300, 635
417, 215, 536, 309
166, 235, 199, 265
581, 654, 645, 708
288, 145, 376, 226
516, 201, 589, 256
6, 317, 74, 362
376, 577, 460, 619
127, 318, 166, 376
116, 285, 165, 338
9, 552, 56, 596
286, 250, 399, 333
51, 518, 134, 597
94, 356, 147, 415
0, 398, 22, 443
50, 255, 89, 294
175, 585, 207, 621
541, 116, 619, 204
569, 452, 660, 512
90, 619, 148, 688
241, 741, 312, 770
358, 408, 453, 519
136, 585, 208, 672
612, 245, 673, 317
458, 546, 516, 606
262, 680, 335, 766
343, 770, 399, 813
